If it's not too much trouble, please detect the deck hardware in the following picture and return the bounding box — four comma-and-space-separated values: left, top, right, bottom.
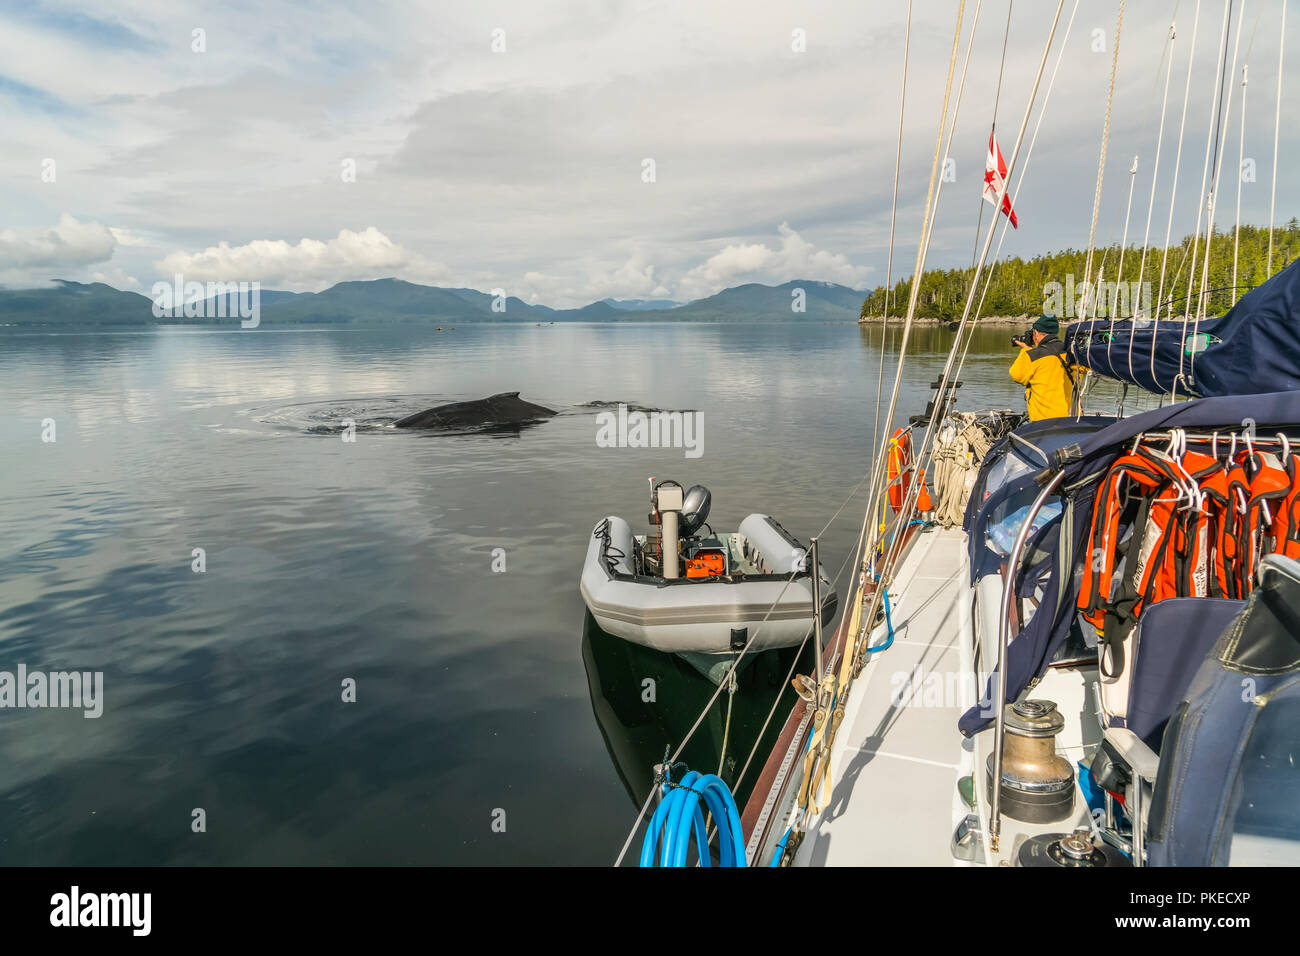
1016, 829, 1130, 867
791, 674, 817, 703
951, 814, 984, 863
991, 470, 1065, 851
986, 699, 1076, 824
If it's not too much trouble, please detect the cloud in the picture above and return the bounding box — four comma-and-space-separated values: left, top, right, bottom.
521, 252, 672, 305
675, 223, 870, 301
108, 227, 148, 246
517, 226, 868, 306
3, 4, 1296, 305
91, 266, 141, 290
0, 214, 116, 269
154, 227, 450, 291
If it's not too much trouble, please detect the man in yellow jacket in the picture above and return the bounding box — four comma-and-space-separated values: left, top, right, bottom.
1009, 315, 1075, 421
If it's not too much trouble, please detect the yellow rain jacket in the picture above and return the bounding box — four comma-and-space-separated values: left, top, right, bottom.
1010, 335, 1075, 421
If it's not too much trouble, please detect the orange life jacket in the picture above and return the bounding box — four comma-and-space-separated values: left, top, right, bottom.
1076, 437, 1300, 677
1239, 450, 1292, 596
1168, 449, 1221, 599
1110, 447, 1206, 636
1191, 454, 1234, 599
1267, 453, 1300, 560
1078, 446, 1173, 633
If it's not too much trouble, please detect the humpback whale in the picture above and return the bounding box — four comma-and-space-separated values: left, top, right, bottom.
392, 392, 557, 429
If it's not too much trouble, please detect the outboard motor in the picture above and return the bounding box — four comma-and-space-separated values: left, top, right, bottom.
680, 485, 712, 537
649, 480, 685, 579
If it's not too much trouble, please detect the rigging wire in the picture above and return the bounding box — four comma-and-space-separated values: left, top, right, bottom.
1174, 0, 1232, 399
1232, 58, 1247, 297
862, 0, 1069, 669
870, 0, 913, 484
1185, 0, 1232, 395
795, 0, 1069, 839
1267, 0, 1286, 276
971, 0, 1015, 269
1192, 0, 1248, 387
798, 0, 977, 830
1117, 156, 1140, 290
1156, 0, 1203, 333
729, 504, 875, 808
863, 0, 995, 547
869, 0, 1068, 643
1204, 1, 1247, 301
954, 0, 1082, 387
1136, 7, 1180, 308
859, 0, 971, 576
1132, 9, 1179, 384
1233, 7, 1262, 299
1081, 0, 1127, 368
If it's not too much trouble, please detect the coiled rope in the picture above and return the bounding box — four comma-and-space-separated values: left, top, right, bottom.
930, 413, 1004, 528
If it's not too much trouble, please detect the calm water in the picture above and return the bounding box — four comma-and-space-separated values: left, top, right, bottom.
0, 320, 1029, 865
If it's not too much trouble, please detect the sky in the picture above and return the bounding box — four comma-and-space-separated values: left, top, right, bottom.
0, 0, 1295, 308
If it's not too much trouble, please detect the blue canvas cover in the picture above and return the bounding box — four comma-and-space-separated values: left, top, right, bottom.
964, 417, 1115, 583
1146, 556, 1300, 865
958, 390, 1300, 737
1064, 257, 1300, 397
1122, 597, 1245, 751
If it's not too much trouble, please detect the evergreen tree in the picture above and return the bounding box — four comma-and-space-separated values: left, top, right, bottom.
860, 222, 1300, 321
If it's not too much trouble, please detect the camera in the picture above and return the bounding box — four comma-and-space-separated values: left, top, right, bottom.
1012, 329, 1035, 348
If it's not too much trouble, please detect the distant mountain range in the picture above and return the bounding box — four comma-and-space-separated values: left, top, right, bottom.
0, 278, 864, 327
602, 297, 682, 311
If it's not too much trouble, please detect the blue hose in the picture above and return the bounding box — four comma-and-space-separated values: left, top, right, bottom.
863, 587, 895, 654
769, 826, 793, 866
640, 770, 746, 867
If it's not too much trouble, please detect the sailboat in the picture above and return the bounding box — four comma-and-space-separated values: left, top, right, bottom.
612, 0, 1300, 868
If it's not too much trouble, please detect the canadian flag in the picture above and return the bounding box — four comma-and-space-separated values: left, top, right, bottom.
983, 132, 1018, 229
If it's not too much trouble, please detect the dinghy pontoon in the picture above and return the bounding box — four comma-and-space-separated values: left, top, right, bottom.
580, 480, 837, 656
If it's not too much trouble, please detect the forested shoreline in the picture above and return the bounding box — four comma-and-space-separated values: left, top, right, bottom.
859, 221, 1300, 322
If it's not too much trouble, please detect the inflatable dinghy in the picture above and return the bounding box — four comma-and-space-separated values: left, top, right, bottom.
580, 480, 837, 655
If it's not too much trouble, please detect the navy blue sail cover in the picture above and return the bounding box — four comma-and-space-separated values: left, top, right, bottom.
958, 390, 1300, 737
1064, 257, 1300, 397
1147, 557, 1300, 865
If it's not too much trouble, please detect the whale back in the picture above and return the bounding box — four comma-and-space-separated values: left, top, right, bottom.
393, 392, 557, 428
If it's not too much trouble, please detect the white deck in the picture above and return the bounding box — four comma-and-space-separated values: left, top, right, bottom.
781, 525, 1100, 866
792, 528, 979, 866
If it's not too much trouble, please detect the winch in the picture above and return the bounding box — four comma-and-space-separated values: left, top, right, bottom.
1017, 828, 1131, 867
986, 698, 1076, 824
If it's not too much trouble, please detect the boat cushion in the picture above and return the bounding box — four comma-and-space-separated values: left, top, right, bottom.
1114, 597, 1245, 752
